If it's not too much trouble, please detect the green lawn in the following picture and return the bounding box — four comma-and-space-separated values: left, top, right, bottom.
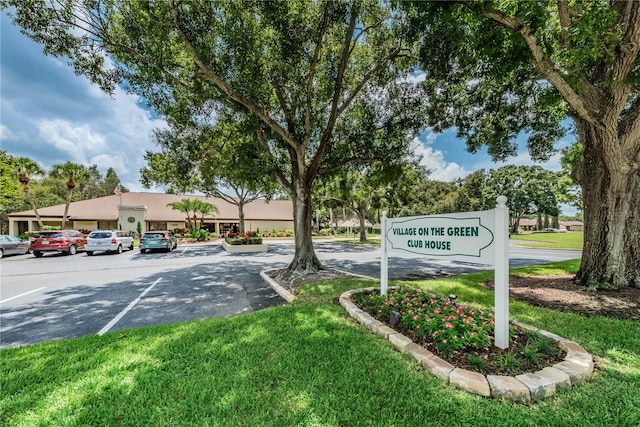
2, 259, 639, 426
510, 231, 584, 250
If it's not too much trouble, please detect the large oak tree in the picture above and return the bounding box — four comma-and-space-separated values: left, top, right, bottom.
408, 0, 640, 289
3, 0, 425, 274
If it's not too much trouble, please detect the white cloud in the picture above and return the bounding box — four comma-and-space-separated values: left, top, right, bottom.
411, 134, 470, 182
89, 153, 125, 174
0, 124, 17, 141
403, 72, 426, 85
481, 150, 563, 172
37, 119, 106, 164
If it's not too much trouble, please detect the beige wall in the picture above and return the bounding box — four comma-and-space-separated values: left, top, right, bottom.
118, 207, 147, 234
167, 221, 186, 230
8, 217, 64, 235
8, 217, 294, 236
245, 220, 294, 233
73, 221, 98, 231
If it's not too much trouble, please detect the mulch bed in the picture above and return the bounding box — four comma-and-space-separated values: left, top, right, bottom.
269, 268, 640, 321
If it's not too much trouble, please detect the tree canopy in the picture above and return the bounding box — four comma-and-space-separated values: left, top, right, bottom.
407, 0, 640, 289
2, 0, 427, 274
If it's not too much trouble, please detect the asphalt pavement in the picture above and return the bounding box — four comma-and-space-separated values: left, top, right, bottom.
0, 240, 581, 349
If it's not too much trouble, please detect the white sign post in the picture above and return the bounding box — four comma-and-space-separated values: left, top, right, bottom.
381, 196, 510, 349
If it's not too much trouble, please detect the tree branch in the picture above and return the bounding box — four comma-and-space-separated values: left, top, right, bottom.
480, 8, 601, 126
610, 2, 640, 84
309, 3, 358, 177
254, 127, 293, 195
168, 1, 299, 151
304, 0, 332, 144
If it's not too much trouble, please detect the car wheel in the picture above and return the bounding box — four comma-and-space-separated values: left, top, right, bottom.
67, 245, 77, 255
0, 249, 4, 259
140, 248, 146, 254
129, 243, 134, 251
34, 251, 43, 258
87, 251, 94, 256
116, 245, 123, 254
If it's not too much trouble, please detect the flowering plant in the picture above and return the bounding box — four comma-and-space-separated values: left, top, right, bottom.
354, 287, 509, 357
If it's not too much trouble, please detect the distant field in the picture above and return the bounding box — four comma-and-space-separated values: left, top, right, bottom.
510, 231, 583, 250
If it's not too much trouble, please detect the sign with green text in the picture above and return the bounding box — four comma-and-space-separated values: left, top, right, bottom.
380, 196, 511, 349
385, 213, 495, 264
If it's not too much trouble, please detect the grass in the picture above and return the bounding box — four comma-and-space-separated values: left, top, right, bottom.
2, 259, 640, 426
510, 231, 584, 249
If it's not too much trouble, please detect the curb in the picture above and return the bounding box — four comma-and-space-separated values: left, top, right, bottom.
260, 269, 297, 302
340, 288, 594, 402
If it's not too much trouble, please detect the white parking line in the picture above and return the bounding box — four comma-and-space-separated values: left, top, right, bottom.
180, 246, 188, 255
97, 278, 162, 336
0, 287, 47, 304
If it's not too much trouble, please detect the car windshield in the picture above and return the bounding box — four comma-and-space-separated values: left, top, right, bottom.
35, 232, 62, 238
144, 233, 165, 239
89, 232, 112, 239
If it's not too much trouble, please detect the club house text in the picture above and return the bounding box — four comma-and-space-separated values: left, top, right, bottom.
391, 226, 479, 250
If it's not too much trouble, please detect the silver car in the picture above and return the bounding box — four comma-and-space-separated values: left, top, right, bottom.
86, 230, 134, 256
0, 235, 30, 258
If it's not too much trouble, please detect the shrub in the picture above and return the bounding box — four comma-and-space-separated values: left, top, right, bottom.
319, 228, 334, 236
188, 228, 211, 241
225, 232, 263, 245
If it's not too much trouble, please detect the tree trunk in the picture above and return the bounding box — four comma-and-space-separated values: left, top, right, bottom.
288, 185, 323, 273
537, 213, 542, 230
510, 216, 520, 233
61, 189, 72, 229
21, 183, 43, 228
238, 200, 246, 233
575, 123, 640, 290
356, 205, 367, 242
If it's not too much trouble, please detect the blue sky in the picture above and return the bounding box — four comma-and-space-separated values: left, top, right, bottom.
1, 13, 575, 210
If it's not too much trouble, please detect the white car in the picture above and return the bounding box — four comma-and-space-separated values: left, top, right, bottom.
86, 230, 134, 256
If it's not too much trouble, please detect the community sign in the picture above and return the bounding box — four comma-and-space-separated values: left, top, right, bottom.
385, 212, 496, 264
380, 196, 511, 348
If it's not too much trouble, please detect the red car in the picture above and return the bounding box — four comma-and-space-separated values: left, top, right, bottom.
30, 230, 87, 257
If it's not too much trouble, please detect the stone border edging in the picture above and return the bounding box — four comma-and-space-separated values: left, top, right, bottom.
260, 269, 297, 302
340, 287, 594, 402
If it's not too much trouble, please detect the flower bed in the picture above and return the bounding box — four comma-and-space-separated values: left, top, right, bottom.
222, 231, 267, 253
342, 287, 594, 400
353, 287, 563, 376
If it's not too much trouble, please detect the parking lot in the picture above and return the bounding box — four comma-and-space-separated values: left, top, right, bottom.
0, 240, 581, 349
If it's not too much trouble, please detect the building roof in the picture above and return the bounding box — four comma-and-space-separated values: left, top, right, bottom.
8, 192, 293, 222
517, 218, 583, 227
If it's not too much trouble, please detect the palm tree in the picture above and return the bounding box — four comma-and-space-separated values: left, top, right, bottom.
166, 199, 197, 230
49, 162, 91, 229
194, 201, 218, 230
15, 157, 45, 228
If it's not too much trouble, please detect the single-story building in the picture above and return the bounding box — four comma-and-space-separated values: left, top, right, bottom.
517, 218, 583, 231
7, 192, 294, 236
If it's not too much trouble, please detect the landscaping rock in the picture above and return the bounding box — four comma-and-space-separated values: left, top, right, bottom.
536, 367, 571, 389
487, 375, 531, 401
553, 360, 593, 385
449, 368, 491, 397
515, 372, 556, 399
